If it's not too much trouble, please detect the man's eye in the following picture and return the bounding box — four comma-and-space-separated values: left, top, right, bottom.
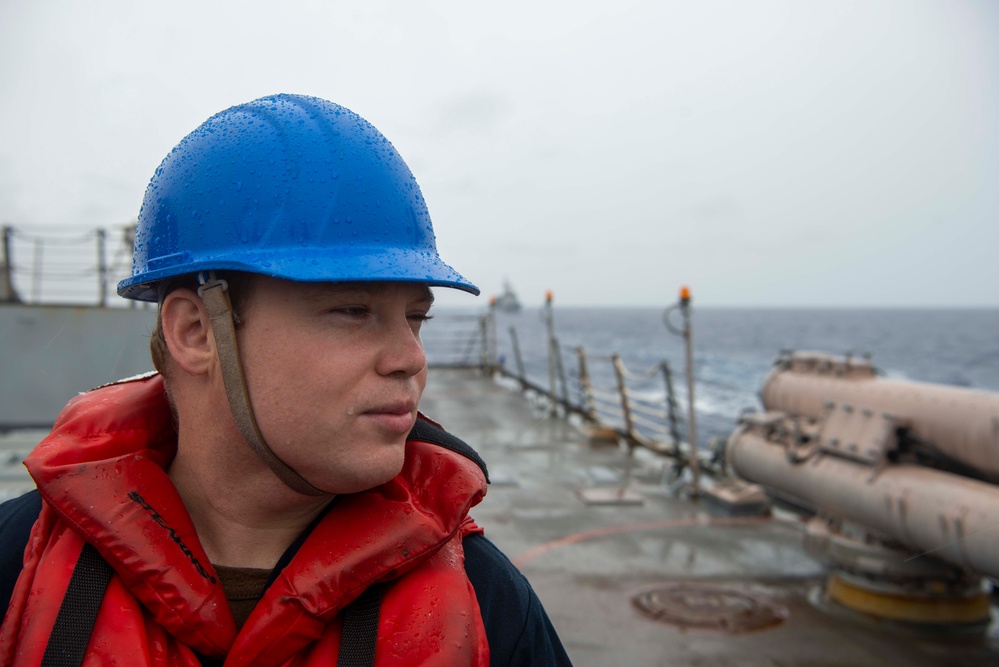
332, 306, 368, 317
409, 313, 434, 323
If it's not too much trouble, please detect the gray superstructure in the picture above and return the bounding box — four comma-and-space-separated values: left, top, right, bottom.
1, 225, 156, 429
0, 303, 156, 429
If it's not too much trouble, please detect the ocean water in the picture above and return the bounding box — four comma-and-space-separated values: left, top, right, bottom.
427, 307, 999, 447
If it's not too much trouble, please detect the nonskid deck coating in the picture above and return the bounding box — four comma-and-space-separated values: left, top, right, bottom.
420, 368, 999, 667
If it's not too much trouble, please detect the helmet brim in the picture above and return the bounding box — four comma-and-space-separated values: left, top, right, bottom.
117, 245, 480, 302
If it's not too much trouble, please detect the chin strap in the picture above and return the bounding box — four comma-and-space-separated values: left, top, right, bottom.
197, 272, 328, 497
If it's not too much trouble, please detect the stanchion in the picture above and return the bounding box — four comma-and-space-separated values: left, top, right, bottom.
663, 286, 700, 498
544, 290, 557, 416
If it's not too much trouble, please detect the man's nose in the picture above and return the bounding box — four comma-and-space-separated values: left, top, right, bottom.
376, 317, 427, 378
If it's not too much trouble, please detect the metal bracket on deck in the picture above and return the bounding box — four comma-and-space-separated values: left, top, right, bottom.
817, 403, 899, 466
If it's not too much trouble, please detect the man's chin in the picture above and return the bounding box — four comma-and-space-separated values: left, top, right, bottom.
323, 457, 407, 495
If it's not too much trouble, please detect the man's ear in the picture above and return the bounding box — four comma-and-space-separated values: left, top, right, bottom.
161, 288, 215, 376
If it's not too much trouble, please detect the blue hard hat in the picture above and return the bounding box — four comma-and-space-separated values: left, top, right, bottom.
118, 94, 478, 301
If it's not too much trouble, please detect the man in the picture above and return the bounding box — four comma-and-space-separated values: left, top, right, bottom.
0, 94, 570, 666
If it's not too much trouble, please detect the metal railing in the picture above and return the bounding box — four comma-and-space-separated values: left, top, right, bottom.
0, 224, 702, 482
426, 295, 706, 494
422, 311, 497, 370
1, 225, 137, 306
500, 334, 683, 456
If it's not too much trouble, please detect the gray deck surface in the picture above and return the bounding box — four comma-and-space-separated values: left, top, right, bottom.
421, 367, 999, 667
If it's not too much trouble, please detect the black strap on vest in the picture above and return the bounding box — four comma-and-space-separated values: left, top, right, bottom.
336, 583, 385, 667
41, 542, 113, 667
43, 544, 383, 667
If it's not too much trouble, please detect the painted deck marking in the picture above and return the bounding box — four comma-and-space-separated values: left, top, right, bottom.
512, 515, 798, 568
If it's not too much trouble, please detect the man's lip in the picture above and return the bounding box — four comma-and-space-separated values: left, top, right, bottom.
360, 402, 418, 435
362, 401, 417, 416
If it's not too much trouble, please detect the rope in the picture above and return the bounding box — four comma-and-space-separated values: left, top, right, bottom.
8, 227, 98, 244
617, 359, 665, 382
9, 266, 99, 278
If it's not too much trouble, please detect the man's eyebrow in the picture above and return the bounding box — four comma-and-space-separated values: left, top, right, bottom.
298, 282, 435, 304
298, 282, 369, 302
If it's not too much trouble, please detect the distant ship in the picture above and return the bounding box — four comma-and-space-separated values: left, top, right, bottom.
493, 280, 521, 313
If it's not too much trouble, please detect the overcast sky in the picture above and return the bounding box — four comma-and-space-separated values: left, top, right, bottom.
1, 0, 997, 307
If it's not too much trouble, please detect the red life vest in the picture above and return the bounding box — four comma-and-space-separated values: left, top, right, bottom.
0, 374, 490, 666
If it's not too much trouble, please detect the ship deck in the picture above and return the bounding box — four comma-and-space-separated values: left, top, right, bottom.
4, 367, 999, 664
421, 367, 999, 667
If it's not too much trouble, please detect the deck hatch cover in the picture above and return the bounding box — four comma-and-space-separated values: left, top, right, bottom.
632, 583, 788, 633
